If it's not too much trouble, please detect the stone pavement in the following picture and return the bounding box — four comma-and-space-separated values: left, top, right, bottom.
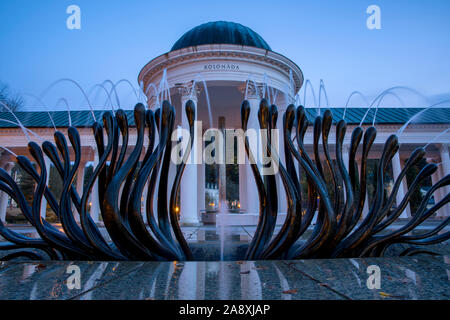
0, 255, 448, 300
0, 221, 449, 300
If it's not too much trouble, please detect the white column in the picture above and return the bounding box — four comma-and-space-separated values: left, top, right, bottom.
342, 145, 350, 172
238, 164, 247, 212
245, 96, 260, 215
439, 143, 450, 181
431, 163, 444, 217
342, 145, 350, 203
141, 146, 148, 224
342, 144, 349, 200
356, 157, 370, 219
440, 144, 450, 175
76, 164, 85, 194
0, 162, 13, 223
141, 183, 148, 224
196, 261, 206, 300
198, 163, 205, 214
276, 106, 287, 215
362, 192, 370, 218
438, 144, 450, 217
240, 262, 262, 299
74, 162, 86, 223
40, 156, 51, 219
180, 84, 200, 225
392, 153, 411, 218
178, 262, 197, 299
90, 150, 100, 223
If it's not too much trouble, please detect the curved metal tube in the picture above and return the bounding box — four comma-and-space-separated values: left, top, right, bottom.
2, 101, 448, 262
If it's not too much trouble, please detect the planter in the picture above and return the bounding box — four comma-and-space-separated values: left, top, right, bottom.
201, 210, 217, 224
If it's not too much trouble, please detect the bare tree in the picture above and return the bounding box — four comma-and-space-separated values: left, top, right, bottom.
0, 82, 24, 112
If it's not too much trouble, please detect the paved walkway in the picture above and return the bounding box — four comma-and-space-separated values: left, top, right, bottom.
1, 220, 449, 259
0, 255, 448, 299
2, 220, 447, 242
1, 221, 448, 300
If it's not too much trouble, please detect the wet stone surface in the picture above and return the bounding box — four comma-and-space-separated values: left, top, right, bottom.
0, 255, 448, 300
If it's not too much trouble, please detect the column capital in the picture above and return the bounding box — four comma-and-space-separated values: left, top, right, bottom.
439, 143, 449, 152
0, 161, 14, 170
177, 81, 201, 102
146, 95, 159, 109
438, 142, 450, 176
238, 81, 263, 100
0, 150, 14, 168
79, 160, 88, 169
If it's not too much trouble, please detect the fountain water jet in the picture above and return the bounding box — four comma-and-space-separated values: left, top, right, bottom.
244, 75, 261, 101
191, 74, 213, 128
87, 83, 115, 110
54, 97, 72, 127
108, 79, 140, 103
24, 93, 57, 130
159, 69, 172, 105
144, 83, 160, 108
0, 101, 32, 142
397, 100, 450, 137
302, 79, 318, 114
371, 92, 406, 126
318, 79, 329, 111
360, 86, 429, 126
0, 94, 448, 261
424, 128, 450, 150
100, 79, 121, 113
39, 78, 96, 121
0, 119, 44, 141
0, 145, 18, 157
342, 91, 369, 120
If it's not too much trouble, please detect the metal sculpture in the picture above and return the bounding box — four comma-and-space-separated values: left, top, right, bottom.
0, 102, 194, 261
242, 100, 449, 260
0, 99, 448, 261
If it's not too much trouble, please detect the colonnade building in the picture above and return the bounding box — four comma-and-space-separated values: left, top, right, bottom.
0, 21, 449, 225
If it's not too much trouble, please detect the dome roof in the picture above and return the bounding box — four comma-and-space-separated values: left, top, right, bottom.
171, 21, 271, 51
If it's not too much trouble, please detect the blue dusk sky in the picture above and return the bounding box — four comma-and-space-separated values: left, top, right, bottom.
0, 0, 449, 110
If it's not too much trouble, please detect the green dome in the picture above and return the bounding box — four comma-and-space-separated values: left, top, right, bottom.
171, 21, 271, 51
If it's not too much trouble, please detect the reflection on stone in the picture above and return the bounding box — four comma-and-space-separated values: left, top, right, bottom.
0, 255, 448, 299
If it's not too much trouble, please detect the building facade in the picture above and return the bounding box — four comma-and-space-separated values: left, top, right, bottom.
0, 21, 449, 225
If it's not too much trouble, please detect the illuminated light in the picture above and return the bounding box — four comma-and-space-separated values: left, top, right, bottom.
175, 206, 179, 213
